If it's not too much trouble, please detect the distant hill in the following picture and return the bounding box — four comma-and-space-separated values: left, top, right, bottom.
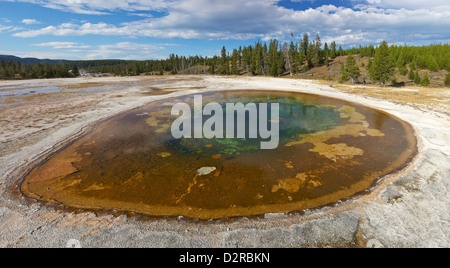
0, 55, 69, 64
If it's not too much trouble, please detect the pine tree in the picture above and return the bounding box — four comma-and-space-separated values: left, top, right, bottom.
372, 41, 395, 85
231, 49, 239, 75
268, 40, 279, 76
72, 66, 80, 77
345, 55, 361, 83
396, 51, 406, 69
330, 41, 337, 58
311, 34, 323, 67
238, 46, 242, 69
220, 46, 229, 75
0, 65, 6, 79
427, 56, 440, 72
445, 73, 450, 86
339, 62, 348, 83
300, 34, 309, 58
408, 67, 416, 81
414, 71, 421, 84
367, 58, 374, 80
306, 44, 314, 68
277, 51, 284, 76
288, 41, 299, 74
421, 73, 430, 86
367, 58, 373, 71
250, 43, 259, 75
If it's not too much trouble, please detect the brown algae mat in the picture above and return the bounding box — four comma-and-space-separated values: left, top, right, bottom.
21, 90, 417, 220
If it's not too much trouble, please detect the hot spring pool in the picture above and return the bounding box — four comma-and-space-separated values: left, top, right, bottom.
21, 90, 417, 219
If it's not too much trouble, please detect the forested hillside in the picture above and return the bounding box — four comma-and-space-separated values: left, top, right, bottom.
1, 34, 449, 86
0, 55, 68, 65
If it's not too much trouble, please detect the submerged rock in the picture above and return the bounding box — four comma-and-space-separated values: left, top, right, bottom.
197, 167, 217, 176
158, 152, 172, 158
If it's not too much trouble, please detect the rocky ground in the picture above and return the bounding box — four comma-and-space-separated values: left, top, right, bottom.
0, 75, 448, 248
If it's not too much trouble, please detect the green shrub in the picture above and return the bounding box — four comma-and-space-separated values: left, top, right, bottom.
414, 71, 421, 84
421, 73, 430, 86
445, 73, 450, 86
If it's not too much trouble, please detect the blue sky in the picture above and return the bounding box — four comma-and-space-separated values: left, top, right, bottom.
0, 0, 449, 60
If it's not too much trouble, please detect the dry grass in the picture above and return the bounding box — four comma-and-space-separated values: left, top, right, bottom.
316, 80, 450, 115
281, 55, 449, 88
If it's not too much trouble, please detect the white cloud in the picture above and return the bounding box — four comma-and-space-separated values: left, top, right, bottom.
13, 22, 125, 37
130, 13, 154, 18
4, 0, 173, 14
21, 19, 41, 24
7, 0, 450, 47
85, 42, 166, 60
20, 41, 168, 60
365, 0, 450, 9
33, 42, 91, 50
0, 24, 22, 33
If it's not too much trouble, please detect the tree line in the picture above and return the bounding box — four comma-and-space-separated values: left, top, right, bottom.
212, 34, 338, 77
341, 41, 450, 85
0, 61, 79, 79
1, 34, 449, 86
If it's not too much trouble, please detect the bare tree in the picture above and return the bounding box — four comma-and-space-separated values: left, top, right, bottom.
282, 42, 293, 76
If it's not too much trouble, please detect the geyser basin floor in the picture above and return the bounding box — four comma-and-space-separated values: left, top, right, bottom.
21, 90, 417, 220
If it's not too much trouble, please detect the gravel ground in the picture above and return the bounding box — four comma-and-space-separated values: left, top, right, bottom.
0, 75, 448, 248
